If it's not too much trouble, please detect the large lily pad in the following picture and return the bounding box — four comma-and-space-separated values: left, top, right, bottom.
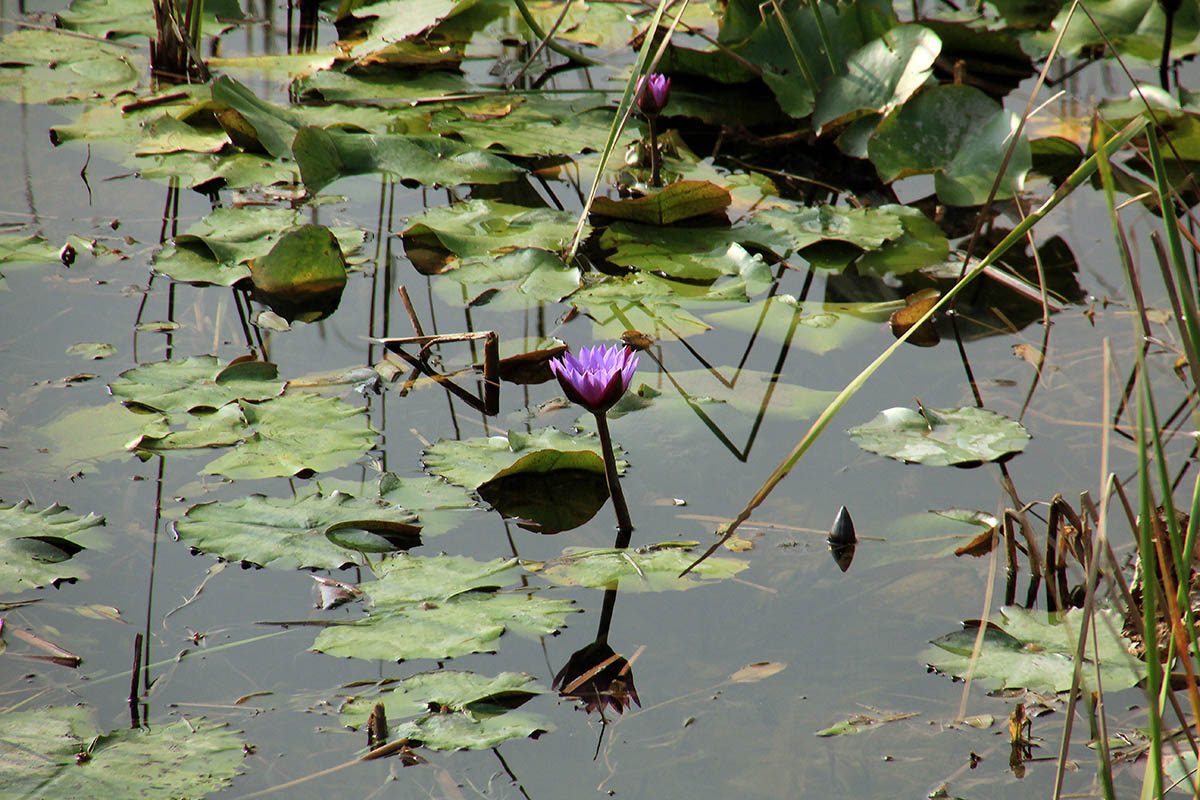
0, 705, 244, 798
0, 29, 141, 104
752, 205, 906, 255
528, 542, 747, 592
248, 224, 348, 299
925, 606, 1143, 692
0, 233, 61, 265
0, 500, 105, 593
292, 126, 524, 192
109, 356, 285, 413
57, 0, 248, 39
848, 405, 1030, 466
431, 100, 637, 157
591, 181, 732, 226
599, 221, 779, 283
423, 428, 622, 490
813, 24, 941, 131
173, 491, 419, 570
200, 393, 377, 479
868, 85, 1031, 206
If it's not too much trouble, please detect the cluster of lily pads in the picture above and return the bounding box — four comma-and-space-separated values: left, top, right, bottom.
1, 0, 1196, 793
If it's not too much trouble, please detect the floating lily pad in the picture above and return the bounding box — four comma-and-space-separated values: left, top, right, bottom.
431, 100, 636, 157
813, 24, 941, 131
0, 500, 105, 593
0, 233, 60, 265
173, 491, 419, 570
423, 428, 622, 490
248, 224, 347, 300
925, 606, 1143, 692
109, 356, 285, 413
0, 29, 141, 104
438, 248, 581, 307
402, 199, 580, 261
396, 710, 550, 750
591, 181, 732, 225
848, 404, 1030, 466
528, 542, 747, 592
56, 0, 248, 40
313, 554, 577, 661
66, 342, 116, 360
200, 393, 377, 479
868, 85, 1031, 206
0, 705, 244, 798
153, 207, 364, 286
707, 297, 902, 354
342, 0, 467, 61
752, 205, 906, 255
1037, 0, 1200, 61
293, 126, 524, 192
477, 469, 609, 534
340, 670, 542, 728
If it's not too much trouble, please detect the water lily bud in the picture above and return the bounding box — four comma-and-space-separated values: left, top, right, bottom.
548, 344, 639, 414
636, 73, 670, 117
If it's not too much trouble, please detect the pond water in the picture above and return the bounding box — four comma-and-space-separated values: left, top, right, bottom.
1, 1, 1198, 797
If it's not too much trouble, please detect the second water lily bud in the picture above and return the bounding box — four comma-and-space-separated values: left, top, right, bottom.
636, 73, 670, 117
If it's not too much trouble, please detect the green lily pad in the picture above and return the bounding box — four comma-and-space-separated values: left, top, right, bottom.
248, 224, 347, 298
431, 100, 637, 157
293, 126, 524, 192
1036, 0, 1200, 61
530, 542, 747, 592
314, 590, 578, 661
599, 221, 778, 283
313, 554, 578, 661
402, 199, 581, 260
66, 342, 116, 360
56, 0, 248, 40
925, 606, 1143, 692
342, 0, 466, 61
855, 205, 950, 276
127, 403, 245, 452
868, 84, 1031, 206
848, 405, 1031, 466
131, 150, 297, 191
813, 24, 941, 131
0, 233, 60, 265
200, 393, 377, 479
591, 181, 732, 226
707, 296, 902, 354
173, 491, 419, 570
752, 205, 906, 255
135, 114, 230, 156
0, 500, 105, 593
438, 248, 581, 307
0, 30, 141, 104
153, 206, 364, 286
423, 428, 622, 490
571, 277, 713, 341
340, 670, 543, 728
0, 706, 244, 798
396, 709, 550, 750
109, 356, 285, 413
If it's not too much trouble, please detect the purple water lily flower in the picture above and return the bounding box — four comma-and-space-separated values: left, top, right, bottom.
549, 344, 639, 414
636, 73, 670, 117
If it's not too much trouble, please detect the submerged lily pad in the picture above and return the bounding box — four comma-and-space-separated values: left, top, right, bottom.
0, 705, 244, 798
109, 356, 285, 413
925, 606, 1143, 692
423, 428, 623, 490
0, 233, 61, 265
173, 491, 419, 570
530, 542, 747, 592
848, 405, 1030, 466
0, 500, 105, 593
313, 554, 578, 661
439, 248, 581, 307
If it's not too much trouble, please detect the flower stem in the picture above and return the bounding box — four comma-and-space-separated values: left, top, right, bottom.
648, 116, 661, 188
593, 411, 633, 534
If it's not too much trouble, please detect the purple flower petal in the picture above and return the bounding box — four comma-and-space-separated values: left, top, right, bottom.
549, 343, 639, 413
